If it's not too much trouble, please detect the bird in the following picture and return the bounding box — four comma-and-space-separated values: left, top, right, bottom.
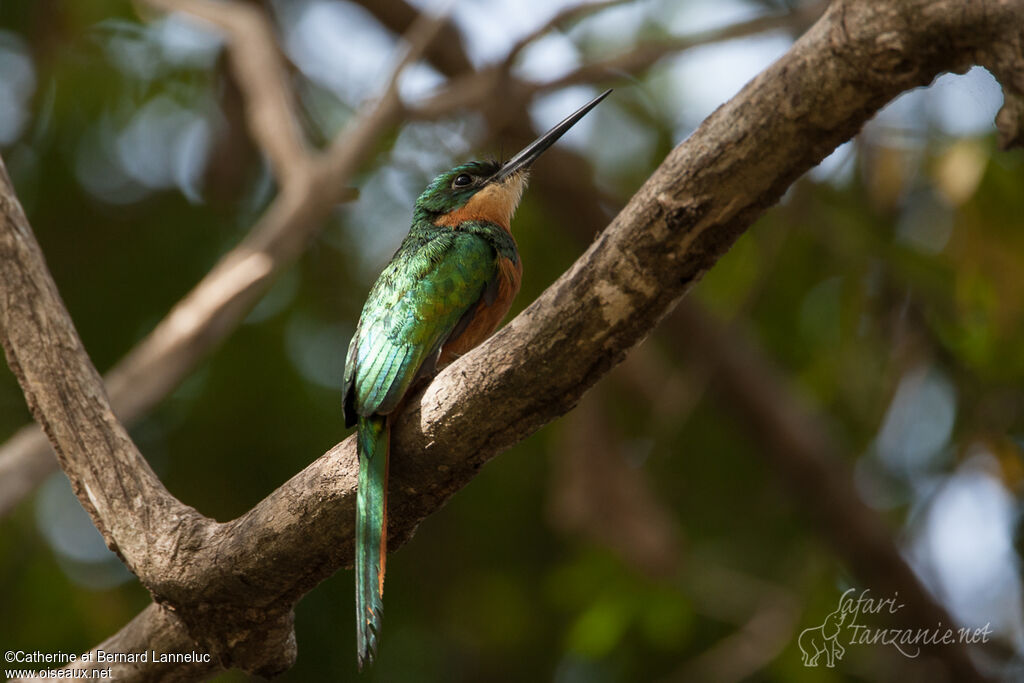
343, 89, 611, 668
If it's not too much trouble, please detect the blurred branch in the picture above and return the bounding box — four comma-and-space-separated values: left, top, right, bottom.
146, 0, 311, 183
318, 1, 454, 180
408, 1, 826, 121
0, 1, 450, 519
349, 0, 473, 77
675, 589, 799, 683
673, 564, 802, 683
532, 1, 825, 94
549, 382, 684, 579
501, 0, 634, 69
670, 301, 988, 677
11, 1, 1017, 680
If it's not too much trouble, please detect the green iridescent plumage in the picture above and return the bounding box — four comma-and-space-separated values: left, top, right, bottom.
343, 162, 520, 669
353, 412, 387, 665
342, 90, 611, 669
343, 165, 511, 420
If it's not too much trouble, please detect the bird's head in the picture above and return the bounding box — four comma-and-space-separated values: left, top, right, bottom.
414, 159, 524, 232
414, 89, 612, 233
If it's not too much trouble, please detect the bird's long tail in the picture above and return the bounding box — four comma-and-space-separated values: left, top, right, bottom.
356, 414, 389, 669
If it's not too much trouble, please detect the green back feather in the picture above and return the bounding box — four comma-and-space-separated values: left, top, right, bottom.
343, 228, 502, 421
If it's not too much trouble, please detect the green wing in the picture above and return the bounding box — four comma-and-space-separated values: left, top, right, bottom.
344, 230, 497, 423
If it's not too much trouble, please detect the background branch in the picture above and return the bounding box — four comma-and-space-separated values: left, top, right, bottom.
501, 0, 634, 69
146, 0, 311, 182
530, 1, 826, 94
672, 301, 990, 676
407, 1, 826, 121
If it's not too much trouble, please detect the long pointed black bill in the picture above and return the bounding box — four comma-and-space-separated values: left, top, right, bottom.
490, 88, 612, 183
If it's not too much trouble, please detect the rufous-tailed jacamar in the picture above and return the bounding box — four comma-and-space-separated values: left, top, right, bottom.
343, 89, 611, 667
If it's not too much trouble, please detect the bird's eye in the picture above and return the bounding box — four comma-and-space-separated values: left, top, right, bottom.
452, 174, 473, 188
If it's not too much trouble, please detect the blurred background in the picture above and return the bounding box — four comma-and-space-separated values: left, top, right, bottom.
1, 0, 1022, 681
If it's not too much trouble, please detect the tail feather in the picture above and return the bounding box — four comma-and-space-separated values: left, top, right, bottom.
355, 414, 389, 669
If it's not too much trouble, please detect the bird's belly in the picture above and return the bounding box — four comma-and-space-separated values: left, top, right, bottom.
439, 256, 521, 366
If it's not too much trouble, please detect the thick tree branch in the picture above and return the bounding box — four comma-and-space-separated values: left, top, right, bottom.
0, 158, 207, 591
13, 1, 1016, 681
60, 605, 218, 683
